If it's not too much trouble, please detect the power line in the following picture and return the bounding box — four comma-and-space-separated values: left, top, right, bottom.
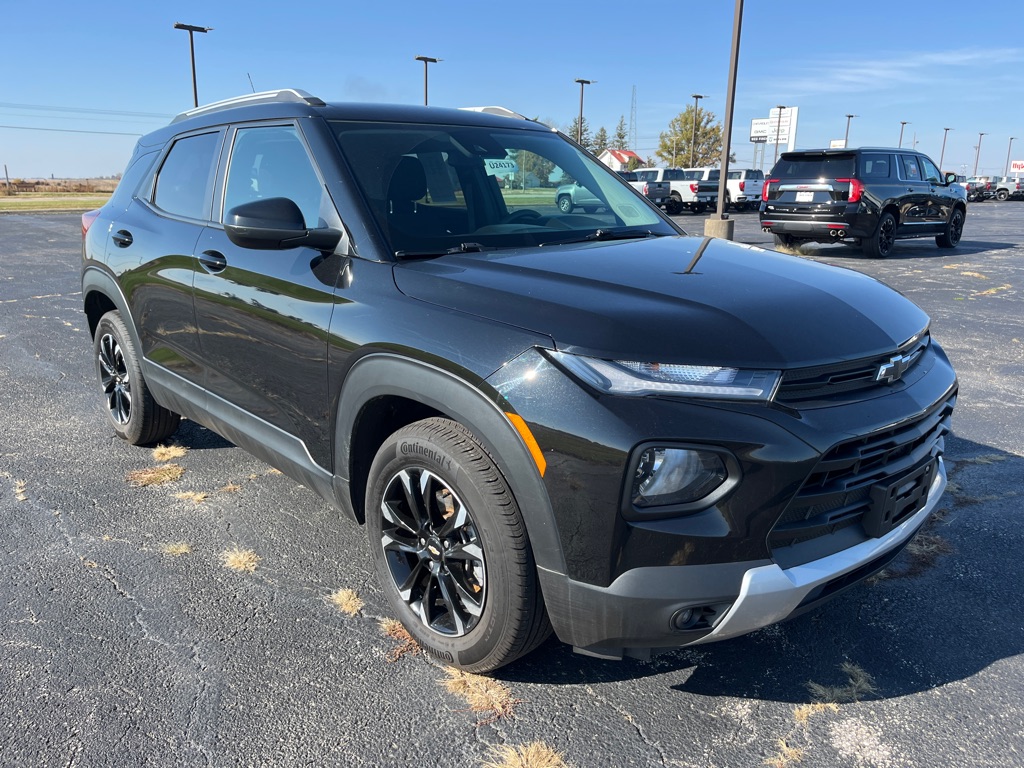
0, 102, 171, 118
0, 125, 143, 137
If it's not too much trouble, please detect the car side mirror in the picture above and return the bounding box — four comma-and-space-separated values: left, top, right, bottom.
225, 197, 342, 252
944, 172, 959, 185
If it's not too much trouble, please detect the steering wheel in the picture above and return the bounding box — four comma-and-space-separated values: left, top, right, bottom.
504, 209, 544, 224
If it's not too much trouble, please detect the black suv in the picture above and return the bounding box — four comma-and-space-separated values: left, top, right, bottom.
82, 90, 957, 672
760, 147, 967, 257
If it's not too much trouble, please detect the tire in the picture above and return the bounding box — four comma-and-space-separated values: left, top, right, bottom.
691, 202, 707, 215
996, 189, 1009, 201
366, 417, 551, 673
862, 211, 897, 258
556, 195, 573, 214
936, 207, 965, 249
665, 195, 682, 215
94, 310, 180, 445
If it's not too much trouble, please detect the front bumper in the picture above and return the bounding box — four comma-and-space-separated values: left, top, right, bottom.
542, 459, 946, 660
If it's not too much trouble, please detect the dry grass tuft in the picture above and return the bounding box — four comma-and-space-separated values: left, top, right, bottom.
81, 558, 99, 568
219, 547, 261, 572
441, 667, 520, 726
328, 588, 364, 616
127, 464, 185, 486
481, 742, 570, 768
159, 541, 192, 556
380, 618, 421, 661
793, 702, 839, 725
807, 662, 878, 704
218, 482, 242, 494
765, 739, 804, 768
14, 480, 28, 502
174, 491, 208, 505
152, 444, 187, 462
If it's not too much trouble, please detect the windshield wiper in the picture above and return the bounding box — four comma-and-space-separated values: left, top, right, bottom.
540, 229, 665, 246
394, 242, 490, 260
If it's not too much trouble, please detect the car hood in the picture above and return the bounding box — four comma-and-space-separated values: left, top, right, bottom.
392, 235, 929, 368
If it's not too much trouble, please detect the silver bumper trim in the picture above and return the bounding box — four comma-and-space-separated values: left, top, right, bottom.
692, 457, 947, 645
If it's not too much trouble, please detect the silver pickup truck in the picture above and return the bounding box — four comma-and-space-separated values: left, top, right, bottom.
556, 171, 669, 213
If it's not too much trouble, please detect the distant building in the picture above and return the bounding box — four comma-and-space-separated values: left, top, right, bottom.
598, 149, 644, 172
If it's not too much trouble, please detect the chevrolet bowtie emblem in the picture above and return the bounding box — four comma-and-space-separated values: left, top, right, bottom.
876, 353, 914, 384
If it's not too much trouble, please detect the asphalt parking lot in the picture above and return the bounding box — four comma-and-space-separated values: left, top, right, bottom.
1, 205, 1022, 767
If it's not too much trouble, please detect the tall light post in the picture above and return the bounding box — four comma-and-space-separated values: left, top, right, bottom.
173, 22, 212, 108
1005, 136, 1017, 177
898, 121, 909, 148
974, 132, 987, 176
414, 56, 440, 106
707, 0, 744, 242
939, 127, 953, 170
844, 114, 857, 148
689, 93, 705, 167
772, 105, 787, 165
574, 78, 594, 145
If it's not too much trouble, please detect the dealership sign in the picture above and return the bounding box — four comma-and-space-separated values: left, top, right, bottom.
1011, 160, 1024, 174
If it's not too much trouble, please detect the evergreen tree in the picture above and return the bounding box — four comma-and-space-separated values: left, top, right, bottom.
593, 127, 610, 156
613, 115, 630, 150
566, 116, 593, 153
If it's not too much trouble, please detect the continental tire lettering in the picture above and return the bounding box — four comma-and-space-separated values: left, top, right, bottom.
398, 440, 454, 473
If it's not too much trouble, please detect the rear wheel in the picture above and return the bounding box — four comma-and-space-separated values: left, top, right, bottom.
665, 195, 682, 215
863, 212, 896, 258
94, 310, 180, 445
936, 208, 965, 248
691, 202, 707, 215
366, 417, 551, 673
996, 189, 1009, 201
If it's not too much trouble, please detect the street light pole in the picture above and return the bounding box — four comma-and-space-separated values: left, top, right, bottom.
772, 105, 786, 165
414, 56, 440, 106
899, 121, 909, 148
844, 114, 857, 148
173, 23, 212, 108
1005, 136, 1017, 177
690, 93, 705, 167
711, 0, 744, 233
574, 79, 594, 145
939, 127, 953, 170
974, 132, 987, 176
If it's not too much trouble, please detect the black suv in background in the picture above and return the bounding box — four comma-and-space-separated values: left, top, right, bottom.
82, 91, 957, 672
760, 148, 967, 257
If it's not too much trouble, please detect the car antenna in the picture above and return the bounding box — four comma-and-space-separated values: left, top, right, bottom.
247, 73, 256, 93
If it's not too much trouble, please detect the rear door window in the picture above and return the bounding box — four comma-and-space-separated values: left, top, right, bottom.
153, 131, 221, 220
899, 154, 923, 182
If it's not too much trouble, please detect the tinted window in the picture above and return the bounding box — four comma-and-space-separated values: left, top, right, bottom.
860, 153, 892, 179
635, 170, 657, 182
919, 156, 942, 184
771, 154, 855, 179
899, 155, 922, 181
683, 169, 705, 180
153, 132, 220, 220
664, 169, 685, 181
223, 125, 327, 227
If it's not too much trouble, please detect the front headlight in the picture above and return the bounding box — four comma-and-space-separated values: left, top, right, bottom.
549, 351, 780, 401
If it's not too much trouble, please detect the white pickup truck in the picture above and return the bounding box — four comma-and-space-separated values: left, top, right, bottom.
634, 167, 713, 214
695, 168, 765, 211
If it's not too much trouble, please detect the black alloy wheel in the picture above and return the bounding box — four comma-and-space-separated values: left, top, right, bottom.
366, 417, 550, 672
937, 208, 965, 249
864, 212, 896, 258
93, 311, 180, 445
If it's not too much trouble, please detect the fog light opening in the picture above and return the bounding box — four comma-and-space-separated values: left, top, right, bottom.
670, 603, 732, 632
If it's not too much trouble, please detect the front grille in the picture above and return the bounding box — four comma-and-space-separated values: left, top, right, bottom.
770, 394, 955, 551
775, 333, 930, 406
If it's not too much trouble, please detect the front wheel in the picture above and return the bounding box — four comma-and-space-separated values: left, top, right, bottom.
691, 202, 707, 215
366, 418, 550, 673
863, 212, 896, 258
664, 195, 682, 215
556, 195, 573, 214
94, 311, 180, 445
996, 189, 1009, 201
936, 208, 965, 248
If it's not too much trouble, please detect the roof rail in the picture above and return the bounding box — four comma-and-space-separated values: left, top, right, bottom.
171, 89, 326, 123
460, 106, 554, 130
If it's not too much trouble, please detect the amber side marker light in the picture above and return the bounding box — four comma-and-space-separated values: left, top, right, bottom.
505, 413, 546, 477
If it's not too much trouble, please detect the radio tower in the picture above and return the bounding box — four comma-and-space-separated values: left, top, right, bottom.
629, 86, 638, 151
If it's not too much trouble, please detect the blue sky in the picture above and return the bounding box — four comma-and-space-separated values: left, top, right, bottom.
3, 0, 1022, 179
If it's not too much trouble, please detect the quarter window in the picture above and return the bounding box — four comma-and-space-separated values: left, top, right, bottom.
860, 153, 892, 179
153, 132, 221, 220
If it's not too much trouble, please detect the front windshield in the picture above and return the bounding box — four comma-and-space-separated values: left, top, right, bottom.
330, 119, 680, 256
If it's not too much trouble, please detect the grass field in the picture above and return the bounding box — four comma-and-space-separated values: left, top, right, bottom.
0, 193, 112, 212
